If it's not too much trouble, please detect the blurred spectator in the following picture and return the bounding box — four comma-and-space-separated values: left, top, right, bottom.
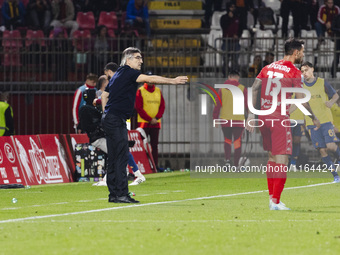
203, 0, 222, 28
232, 0, 254, 36
315, 0, 340, 49
50, 27, 72, 80
251, 0, 263, 28
27, 0, 52, 35
73, 0, 95, 14
1, 0, 26, 30
93, 26, 110, 75
280, 0, 303, 38
301, 0, 319, 30
125, 0, 151, 38
0, 91, 15, 136
72, 73, 98, 133
135, 72, 165, 169
257, 5, 276, 31
262, 51, 274, 66
95, 0, 120, 16
50, 0, 79, 38
220, 2, 240, 76
248, 55, 262, 78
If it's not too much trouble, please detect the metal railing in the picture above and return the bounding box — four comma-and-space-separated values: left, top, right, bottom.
2, 34, 340, 168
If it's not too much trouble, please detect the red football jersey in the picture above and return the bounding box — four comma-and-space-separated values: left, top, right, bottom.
257, 60, 303, 118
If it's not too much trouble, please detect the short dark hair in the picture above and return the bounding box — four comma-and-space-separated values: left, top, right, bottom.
228, 70, 240, 77
284, 38, 304, 56
265, 51, 274, 57
86, 73, 98, 82
104, 62, 118, 72
301, 61, 313, 68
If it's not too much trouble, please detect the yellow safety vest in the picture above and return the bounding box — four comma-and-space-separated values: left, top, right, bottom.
0, 102, 12, 136
331, 103, 340, 131
304, 78, 333, 126
137, 86, 161, 123
219, 84, 245, 121
290, 93, 305, 123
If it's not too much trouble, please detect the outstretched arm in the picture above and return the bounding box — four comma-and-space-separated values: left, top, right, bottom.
136, 74, 188, 85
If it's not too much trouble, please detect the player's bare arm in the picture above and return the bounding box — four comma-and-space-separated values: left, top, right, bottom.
325, 92, 339, 108
289, 104, 297, 114
295, 92, 321, 130
245, 78, 262, 132
136, 74, 188, 84
101, 91, 109, 112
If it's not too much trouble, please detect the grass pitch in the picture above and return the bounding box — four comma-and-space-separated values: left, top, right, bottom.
0, 172, 339, 255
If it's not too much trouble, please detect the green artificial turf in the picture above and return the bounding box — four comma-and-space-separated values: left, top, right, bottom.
0, 172, 339, 255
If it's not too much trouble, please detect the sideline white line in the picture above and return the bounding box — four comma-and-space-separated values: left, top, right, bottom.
19, 219, 340, 223
0, 181, 333, 224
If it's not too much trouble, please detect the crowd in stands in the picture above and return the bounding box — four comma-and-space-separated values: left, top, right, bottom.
0, 0, 150, 38
211, 0, 340, 77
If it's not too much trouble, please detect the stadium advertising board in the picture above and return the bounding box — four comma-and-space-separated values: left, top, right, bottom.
0, 136, 25, 185
38, 134, 73, 183
128, 130, 156, 174
12, 135, 67, 185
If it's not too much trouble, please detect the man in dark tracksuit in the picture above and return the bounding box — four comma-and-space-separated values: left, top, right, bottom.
101, 47, 188, 203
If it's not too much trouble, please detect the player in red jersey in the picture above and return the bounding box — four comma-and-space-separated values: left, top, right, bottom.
246, 38, 320, 210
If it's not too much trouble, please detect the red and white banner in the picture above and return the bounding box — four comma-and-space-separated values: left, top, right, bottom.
0, 136, 25, 185
11, 135, 72, 185
38, 134, 73, 183
0, 131, 156, 186
128, 130, 156, 174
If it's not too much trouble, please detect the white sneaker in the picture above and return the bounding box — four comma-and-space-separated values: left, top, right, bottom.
269, 199, 286, 209
270, 201, 290, 210
129, 175, 146, 186
290, 164, 298, 172
92, 181, 107, 186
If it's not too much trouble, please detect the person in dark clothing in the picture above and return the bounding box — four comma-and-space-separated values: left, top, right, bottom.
101, 47, 188, 203
280, 0, 303, 38
232, 0, 254, 36
27, 0, 52, 35
79, 87, 146, 187
220, 2, 240, 77
1, 0, 26, 30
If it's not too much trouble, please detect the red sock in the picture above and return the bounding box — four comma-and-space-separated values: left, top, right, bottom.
266, 161, 276, 198
272, 163, 287, 204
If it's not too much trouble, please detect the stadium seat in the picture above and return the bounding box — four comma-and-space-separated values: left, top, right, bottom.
207, 29, 222, 48
26, 30, 46, 48
2, 30, 22, 48
97, 12, 118, 32
301, 29, 317, 49
254, 29, 274, 51
2, 30, 22, 67
76, 12, 95, 31
239, 29, 251, 49
72, 30, 92, 52
210, 11, 226, 30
